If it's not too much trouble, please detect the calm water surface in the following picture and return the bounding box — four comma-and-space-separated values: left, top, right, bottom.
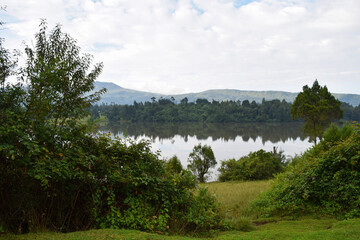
102, 122, 313, 180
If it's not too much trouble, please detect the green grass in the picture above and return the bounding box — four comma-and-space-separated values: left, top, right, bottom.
216, 218, 360, 240
201, 180, 272, 219
3, 180, 360, 240
3, 219, 360, 240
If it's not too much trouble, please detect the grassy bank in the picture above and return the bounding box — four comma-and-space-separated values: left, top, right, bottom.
3, 218, 360, 240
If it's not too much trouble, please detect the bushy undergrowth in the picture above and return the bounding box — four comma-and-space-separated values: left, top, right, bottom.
218, 148, 286, 181
252, 122, 360, 218
0, 122, 224, 234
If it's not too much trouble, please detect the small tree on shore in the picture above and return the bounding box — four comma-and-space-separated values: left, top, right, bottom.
187, 144, 216, 183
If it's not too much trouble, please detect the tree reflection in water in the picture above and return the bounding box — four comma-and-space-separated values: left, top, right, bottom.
100, 121, 312, 181
102, 121, 307, 144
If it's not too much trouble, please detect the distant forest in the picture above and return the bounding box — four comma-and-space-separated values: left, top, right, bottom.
89, 98, 360, 123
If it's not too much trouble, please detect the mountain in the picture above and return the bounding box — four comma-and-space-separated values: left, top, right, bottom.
93, 81, 360, 106
174, 89, 297, 104
93, 82, 164, 104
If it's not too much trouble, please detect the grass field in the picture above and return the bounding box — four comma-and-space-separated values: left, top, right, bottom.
201, 180, 272, 219
3, 219, 360, 240
3, 180, 360, 240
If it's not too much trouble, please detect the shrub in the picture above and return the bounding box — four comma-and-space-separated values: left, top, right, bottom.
166, 155, 184, 174
219, 148, 286, 181
252, 123, 360, 218
322, 122, 354, 146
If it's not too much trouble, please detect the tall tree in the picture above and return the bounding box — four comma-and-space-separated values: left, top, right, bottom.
21, 20, 105, 127
187, 144, 216, 183
0, 20, 105, 231
0, 7, 16, 86
0, 7, 20, 130
291, 80, 343, 144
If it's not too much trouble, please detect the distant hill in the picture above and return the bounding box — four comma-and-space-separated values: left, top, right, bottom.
93, 81, 360, 106
93, 82, 163, 104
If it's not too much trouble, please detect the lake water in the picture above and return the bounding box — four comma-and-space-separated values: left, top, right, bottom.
101, 122, 313, 181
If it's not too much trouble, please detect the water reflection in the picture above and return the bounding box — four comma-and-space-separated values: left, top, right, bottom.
100, 121, 312, 181
101, 121, 307, 144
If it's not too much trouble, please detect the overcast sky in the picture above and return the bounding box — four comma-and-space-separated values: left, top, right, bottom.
1, 0, 360, 94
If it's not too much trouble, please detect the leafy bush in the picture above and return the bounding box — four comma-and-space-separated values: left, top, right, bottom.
218, 148, 286, 181
322, 122, 354, 146
165, 155, 184, 174
1, 123, 224, 233
252, 123, 360, 218
185, 188, 224, 233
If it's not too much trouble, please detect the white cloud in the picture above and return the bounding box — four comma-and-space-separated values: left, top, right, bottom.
1, 0, 360, 94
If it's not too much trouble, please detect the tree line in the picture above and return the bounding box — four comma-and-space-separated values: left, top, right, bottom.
89, 97, 360, 123
104, 122, 307, 143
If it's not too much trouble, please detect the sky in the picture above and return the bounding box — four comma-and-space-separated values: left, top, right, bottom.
1, 0, 360, 95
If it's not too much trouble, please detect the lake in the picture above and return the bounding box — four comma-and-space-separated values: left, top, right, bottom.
101, 122, 313, 181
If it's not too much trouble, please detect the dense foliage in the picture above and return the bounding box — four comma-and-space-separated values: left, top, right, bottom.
0, 22, 224, 234
1, 20, 103, 233
252, 123, 360, 218
90, 97, 360, 123
341, 102, 360, 121
291, 80, 343, 143
91, 98, 293, 123
165, 155, 184, 174
218, 148, 286, 182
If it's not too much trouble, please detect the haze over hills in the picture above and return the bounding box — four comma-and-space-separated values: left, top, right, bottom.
94, 81, 360, 106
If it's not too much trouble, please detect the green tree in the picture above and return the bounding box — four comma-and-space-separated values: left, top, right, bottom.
21, 20, 105, 127
166, 155, 184, 174
0, 35, 19, 121
0, 42, 15, 86
218, 148, 285, 182
0, 20, 105, 232
0, 6, 17, 86
180, 97, 188, 105
187, 144, 216, 183
291, 80, 343, 144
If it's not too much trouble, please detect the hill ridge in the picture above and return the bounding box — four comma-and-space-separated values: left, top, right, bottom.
94, 81, 360, 106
